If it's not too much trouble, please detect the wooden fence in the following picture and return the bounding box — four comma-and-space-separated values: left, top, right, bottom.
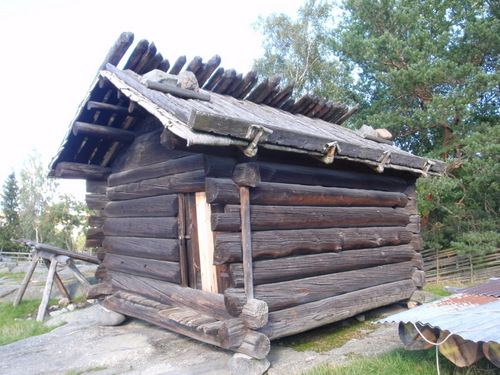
422, 247, 500, 284
0, 251, 33, 262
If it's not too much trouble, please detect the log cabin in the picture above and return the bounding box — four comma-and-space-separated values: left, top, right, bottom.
49, 32, 445, 359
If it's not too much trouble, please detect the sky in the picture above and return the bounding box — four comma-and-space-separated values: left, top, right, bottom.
0, 0, 305, 200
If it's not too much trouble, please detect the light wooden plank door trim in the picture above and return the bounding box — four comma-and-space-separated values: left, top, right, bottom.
195, 192, 219, 293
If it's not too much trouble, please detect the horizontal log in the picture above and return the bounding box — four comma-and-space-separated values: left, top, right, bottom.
103, 294, 221, 347
411, 252, 424, 269
410, 234, 423, 251
108, 270, 231, 320
206, 178, 408, 207
103, 293, 270, 359
104, 253, 181, 283
107, 169, 206, 200
86, 180, 108, 194
86, 193, 108, 210
108, 154, 205, 187
85, 238, 103, 248
411, 269, 426, 287
86, 227, 104, 240
87, 100, 132, 115
84, 281, 113, 299
259, 279, 416, 340
218, 318, 246, 349
146, 80, 211, 101
232, 163, 261, 187
54, 162, 111, 180
103, 217, 177, 238
12, 239, 99, 264
102, 236, 179, 261
229, 245, 417, 287
112, 129, 193, 172
407, 215, 421, 233
97, 247, 106, 261
109, 154, 236, 188
104, 194, 178, 217
72, 121, 136, 143
214, 226, 413, 264
257, 161, 408, 192
212, 206, 409, 231
237, 331, 270, 359
228, 262, 415, 312
88, 214, 106, 228
241, 299, 268, 329
94, 264, 107, 279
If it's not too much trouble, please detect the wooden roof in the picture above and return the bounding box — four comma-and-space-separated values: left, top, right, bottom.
49, 32, 445, 178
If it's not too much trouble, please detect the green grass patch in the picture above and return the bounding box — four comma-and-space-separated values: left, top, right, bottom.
277, 317, 379, 353
302, 348, 498, 375
423, 280, 479, 298
1, 272, 29, 282
0, 299, 59, 346
423, 283, 453, 297
65, 367, 108, 375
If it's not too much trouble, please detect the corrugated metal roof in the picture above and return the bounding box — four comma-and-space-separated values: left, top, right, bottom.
378, 294, 500, 344
458, 278, 500, 297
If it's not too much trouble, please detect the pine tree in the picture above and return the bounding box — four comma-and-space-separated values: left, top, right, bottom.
0, 172, 21, 251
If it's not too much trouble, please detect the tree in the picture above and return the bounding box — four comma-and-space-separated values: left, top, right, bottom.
18, 151, 58, 243
38, 194, 88, 251
0, 172, 21, 251
334, 0, 499, 251
253, 0, 499, 253
335, 0, 499, 156
253, 0, 354, 101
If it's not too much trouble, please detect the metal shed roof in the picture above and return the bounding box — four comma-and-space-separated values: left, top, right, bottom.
379, 294, 500, 344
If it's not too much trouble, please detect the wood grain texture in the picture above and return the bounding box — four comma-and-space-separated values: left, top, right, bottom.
214, 226, 413, 264
212, 206, 410, 231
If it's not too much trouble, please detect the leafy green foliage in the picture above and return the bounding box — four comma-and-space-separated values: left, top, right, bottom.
255, 0, 499, 252
0, 172, 22, 251
253, 0, 354, 101
39, 194, 89, 251
14, 150, 88, 251
18, 151, 58, 243
335, 0, 499, 156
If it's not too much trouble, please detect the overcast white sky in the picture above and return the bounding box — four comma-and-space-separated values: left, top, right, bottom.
0, 0, 305, 199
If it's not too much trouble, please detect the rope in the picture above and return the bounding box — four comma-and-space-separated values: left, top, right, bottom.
411, 319, 500, 375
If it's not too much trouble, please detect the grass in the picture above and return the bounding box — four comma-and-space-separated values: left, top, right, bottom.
423, 280, 480, 298
302, 348, 498, 375
0, 272, 30, 282
0, 299, 60, 346
277, 317, 379, 353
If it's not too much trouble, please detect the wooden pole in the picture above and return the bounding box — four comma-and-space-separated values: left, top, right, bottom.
43, 259, 71, 301
68, 261, 91, 289
13, 251, 40, 307
37, 259, 58, 322
240, 186, 254, 299
177, 194, 189, 287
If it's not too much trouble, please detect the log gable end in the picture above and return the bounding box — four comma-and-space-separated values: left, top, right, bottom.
49, 32, 438, 359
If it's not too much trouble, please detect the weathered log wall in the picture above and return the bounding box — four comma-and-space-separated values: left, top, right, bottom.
207, 161, 423, 340
91, 120, 425, 354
